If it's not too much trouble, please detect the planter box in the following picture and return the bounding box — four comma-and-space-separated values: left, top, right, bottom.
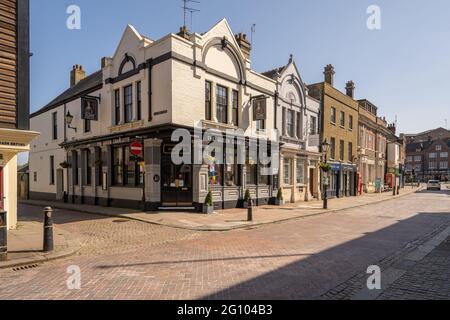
203, 205, 214, 214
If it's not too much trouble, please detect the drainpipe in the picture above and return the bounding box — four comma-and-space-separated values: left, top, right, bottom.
147, 59, 153, 122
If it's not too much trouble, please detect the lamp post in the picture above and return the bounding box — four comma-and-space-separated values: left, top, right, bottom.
321, 139, 331, 210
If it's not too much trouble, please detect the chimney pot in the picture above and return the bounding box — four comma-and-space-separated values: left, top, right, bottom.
235, 33, 251, 60
70, 64, 86, 87
324, 64, 335, 86
345, 80, 355, 98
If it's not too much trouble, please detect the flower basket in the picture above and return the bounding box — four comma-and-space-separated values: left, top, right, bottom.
319, 163, 331, 172
59, 161, 70, 169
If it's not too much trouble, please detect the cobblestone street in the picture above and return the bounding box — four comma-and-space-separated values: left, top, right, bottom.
1, 189, 450, 300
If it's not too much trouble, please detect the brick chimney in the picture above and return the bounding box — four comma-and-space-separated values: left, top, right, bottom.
346, 81, 355, 98
324, 64, 335, 86
388, 123, 397, 135
177, 26, 191, 40
70, 65, 86, 87
235, 33, 251, 60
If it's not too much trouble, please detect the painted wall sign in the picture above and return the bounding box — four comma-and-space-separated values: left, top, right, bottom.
81, 96, 99, 121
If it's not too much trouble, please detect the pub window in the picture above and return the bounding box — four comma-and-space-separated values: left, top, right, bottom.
340, 140, 345, 161
287, 110, 295, 137
112, 146, 142, 186
216, 85, 228, 124
258, 164, 269, 185
112, 146, 123, 185
73, 151, 79, 185
205, 81, 212, 121
296, 160, 305, 184
245, 149, 257, 186
84, 118, 91, 133
124, 85, 133, 124
85, 149, 92, 186
97, 148, 103, 187
232, 90, 239, 126
256, 119, 266, 131
114, 89, 120, 125
330, 137, 336, 160
225, 148, 239, 186
49, 156, 55, 185
136, 81, 142, 121
52, 112, 58, 140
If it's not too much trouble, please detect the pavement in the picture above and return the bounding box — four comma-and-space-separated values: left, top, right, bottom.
1, 187, 450, 299
0, 220, 81, 269
20, 185, 422, 231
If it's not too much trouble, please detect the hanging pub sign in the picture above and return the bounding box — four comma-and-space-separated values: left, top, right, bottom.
81, 96, 99, 121
253, 95, 267, 121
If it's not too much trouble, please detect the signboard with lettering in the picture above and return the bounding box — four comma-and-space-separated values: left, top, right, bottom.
81, 96, 99, 121
253, 96, 267, 121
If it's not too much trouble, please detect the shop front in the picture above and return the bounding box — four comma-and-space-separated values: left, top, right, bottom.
62, 128, 277, 213
0, 129, 39, 230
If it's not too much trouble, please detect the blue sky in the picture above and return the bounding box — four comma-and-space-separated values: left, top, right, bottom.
30, 0, 450, 134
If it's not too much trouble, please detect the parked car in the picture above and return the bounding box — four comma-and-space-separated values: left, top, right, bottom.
427, 180, 441, 191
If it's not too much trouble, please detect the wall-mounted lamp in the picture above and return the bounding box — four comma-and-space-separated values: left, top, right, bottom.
65, 111, 77, 132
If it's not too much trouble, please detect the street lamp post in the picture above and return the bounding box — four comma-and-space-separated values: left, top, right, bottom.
321, 139, 331, 210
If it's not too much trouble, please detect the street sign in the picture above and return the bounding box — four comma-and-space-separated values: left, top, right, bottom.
130, 140, 143, 157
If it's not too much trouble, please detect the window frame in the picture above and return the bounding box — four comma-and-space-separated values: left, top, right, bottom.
340, 111, 345, 127
49, 155, 55, 185
216, 84, 228, 124
339, 140, 345, 161
114, 89, 121, 125
330, 107, 336, 124
330, 137, 336, 160
136, 81, 142, 121
52, 112, 58, 140
232, 90, 239, 126
123, 84, 133, 124
287, 110, 295, 137
205, 81, 212, 121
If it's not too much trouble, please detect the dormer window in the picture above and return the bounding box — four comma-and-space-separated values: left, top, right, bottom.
436, 145, 442, 151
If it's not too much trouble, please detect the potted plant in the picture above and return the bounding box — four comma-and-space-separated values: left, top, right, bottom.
275, 188, 284, 205
59, 161, 70, 169
243, 189, 252, 209
319, 163, 331, 172
203, 190, 214, 214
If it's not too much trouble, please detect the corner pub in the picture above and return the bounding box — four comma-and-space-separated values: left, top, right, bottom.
29, 20, 283, 212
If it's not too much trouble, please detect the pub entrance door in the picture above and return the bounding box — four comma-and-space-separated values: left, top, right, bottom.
161, 155, 193, 208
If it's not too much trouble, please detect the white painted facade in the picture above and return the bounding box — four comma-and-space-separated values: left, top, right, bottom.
264, 57, 322, 202
29, 19, 280, 211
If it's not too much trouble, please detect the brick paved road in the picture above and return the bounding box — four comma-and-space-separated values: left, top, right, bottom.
0, 190, 449, 300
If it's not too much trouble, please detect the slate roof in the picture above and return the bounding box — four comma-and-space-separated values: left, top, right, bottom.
31, 70, 103, 118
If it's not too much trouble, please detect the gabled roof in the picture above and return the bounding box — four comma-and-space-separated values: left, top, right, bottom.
31, 70, 103, 118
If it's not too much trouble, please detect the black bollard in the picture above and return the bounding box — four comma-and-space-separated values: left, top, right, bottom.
247, 199, 253, 222
43, 207, 54, 252
0, 211, 7, 261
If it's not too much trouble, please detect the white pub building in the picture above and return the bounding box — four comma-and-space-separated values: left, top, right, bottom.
29, 19, 319, 212
30, 20, 276, 211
